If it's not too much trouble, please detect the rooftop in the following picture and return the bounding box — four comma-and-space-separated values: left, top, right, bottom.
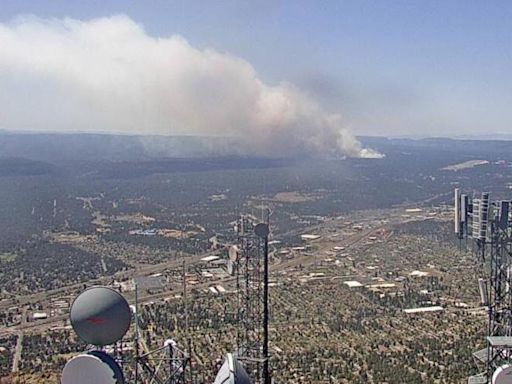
344, 281, 363, 288
403, 306, 444, 314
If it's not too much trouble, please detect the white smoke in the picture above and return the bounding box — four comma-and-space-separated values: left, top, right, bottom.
0, 15, 383, 158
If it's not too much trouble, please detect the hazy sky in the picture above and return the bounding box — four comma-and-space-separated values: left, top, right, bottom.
0, 0, 511, 139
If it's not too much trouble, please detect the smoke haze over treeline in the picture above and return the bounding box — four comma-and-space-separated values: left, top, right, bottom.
0, 15, 382, 158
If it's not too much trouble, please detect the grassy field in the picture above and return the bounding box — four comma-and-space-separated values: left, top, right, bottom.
0, 253, 17, 263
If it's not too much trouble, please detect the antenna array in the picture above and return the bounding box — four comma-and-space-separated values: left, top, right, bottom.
61, 286, 193, 384
454, 189, 512, 384
59, 210, 272, 383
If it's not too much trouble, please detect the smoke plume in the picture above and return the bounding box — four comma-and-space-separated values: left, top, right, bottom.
0, 15, 383, 158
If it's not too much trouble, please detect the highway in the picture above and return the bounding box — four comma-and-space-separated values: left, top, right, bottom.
0, 207, 446, 341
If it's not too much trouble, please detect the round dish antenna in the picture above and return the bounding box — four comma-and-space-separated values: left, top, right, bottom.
61, 350, 125, 384
70, 286, 131, 346
213, 353, 251, 384
229, 245, 239, 262
493, 365, 512, 384
164, 339, 177, 348
254, 223, 269, 238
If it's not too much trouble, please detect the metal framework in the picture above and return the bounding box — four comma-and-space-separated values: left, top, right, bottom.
63, 210, 275, 384
61, 282, 195, 384
135, 341, 191, 384
455, 190, 512, 383
235, 214, 271, 384
485, 208, 512, 380
133, 283, 194, 384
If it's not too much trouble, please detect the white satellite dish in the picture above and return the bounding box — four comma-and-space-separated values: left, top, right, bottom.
228, 246, 239, 262
163, 339, 183, 373
61, 351, 124, 384
164, 339, 177, 348
213, 353, 251, 384
493, 365, 512, 384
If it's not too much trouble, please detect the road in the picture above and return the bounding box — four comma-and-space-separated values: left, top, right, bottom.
0, 209, 444, 340
12, 332, 23, 373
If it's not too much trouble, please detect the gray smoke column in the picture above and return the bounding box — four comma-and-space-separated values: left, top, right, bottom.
0, 15, 383, 158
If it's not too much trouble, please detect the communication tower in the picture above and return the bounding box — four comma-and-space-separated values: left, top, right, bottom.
454, 190, 512, 384
132, 273, 193, 384
134, 337, 191, 384
234, 212, 271, 384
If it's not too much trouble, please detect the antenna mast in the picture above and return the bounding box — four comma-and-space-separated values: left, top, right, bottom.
455, 190, 512, 384
235, 210, 271, 384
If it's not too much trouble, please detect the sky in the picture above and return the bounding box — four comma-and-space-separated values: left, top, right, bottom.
0, 0, 511, 147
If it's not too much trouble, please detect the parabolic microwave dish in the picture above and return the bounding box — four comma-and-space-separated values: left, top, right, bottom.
493, 365, 512, 384
70, 286, 131, 346
228, 245, 239, 262
213, 353, 251, 384
61, 350, 125, 384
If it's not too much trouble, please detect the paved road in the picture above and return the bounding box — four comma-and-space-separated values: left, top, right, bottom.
0, 210, 443, 339
12, 332, 23, 373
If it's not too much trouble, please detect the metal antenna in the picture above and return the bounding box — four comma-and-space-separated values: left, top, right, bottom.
235, 211, 271, 384
455, 190, 512, 383
134, 282, 140, 382
183, 258, 192, 364
262, 227, 270, 384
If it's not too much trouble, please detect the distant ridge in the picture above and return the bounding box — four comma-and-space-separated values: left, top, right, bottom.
0, 132, 236, 162
2, 131, 512, 164
358, 134, 512, 142
0, 157, 57, 177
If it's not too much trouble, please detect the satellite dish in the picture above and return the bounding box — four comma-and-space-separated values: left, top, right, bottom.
228, 246, 239, 262
164, 339, 177, 348
254, 223, 269, 238
70, 286, 131, 346
493, 365, 512, 384
61, 351, 124, 384
213, 353, 251, 384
